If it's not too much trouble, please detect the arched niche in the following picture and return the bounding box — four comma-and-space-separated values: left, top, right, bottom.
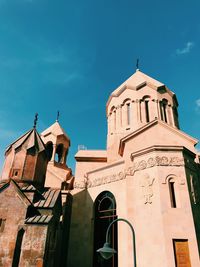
141, 95, 151, 122
55, 144, 64, 163
12, 228, 25, 267
46, 142, 53, 161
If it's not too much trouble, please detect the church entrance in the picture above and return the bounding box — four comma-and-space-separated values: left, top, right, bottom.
93, 191, 118, 267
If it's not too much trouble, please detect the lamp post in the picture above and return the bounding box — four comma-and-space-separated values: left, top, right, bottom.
97, 218, 136, 267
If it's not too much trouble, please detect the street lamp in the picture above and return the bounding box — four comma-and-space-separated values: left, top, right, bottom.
97, 218, 136, 267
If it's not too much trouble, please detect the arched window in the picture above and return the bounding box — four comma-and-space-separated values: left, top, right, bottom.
114, 110, 116, 130
12, 228, 25, 267
46, 142, 53, 161
144, 100, 150, 122
55, 144, 63, 163
162, 100, 168, 123
122, 99, 131, 127
0, 218, 6, 232
160, 99, 168, 123
109, 106, 116, 134
127, 103, 131, 125
93, 191, 118, 267
168, 178, 178, 208
142, 96, 150, 123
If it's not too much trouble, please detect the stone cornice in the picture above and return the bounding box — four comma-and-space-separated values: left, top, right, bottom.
74, 152, 199, 189
86, 159, 124, 175
119, 119, 198, 156
130, 145, 196, 160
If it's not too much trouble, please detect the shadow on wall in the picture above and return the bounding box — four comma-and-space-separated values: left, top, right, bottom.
67, 189, 118, 267
67, 189, 94, 267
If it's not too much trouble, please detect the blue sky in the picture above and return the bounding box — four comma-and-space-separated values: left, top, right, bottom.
0, 0, 200, 173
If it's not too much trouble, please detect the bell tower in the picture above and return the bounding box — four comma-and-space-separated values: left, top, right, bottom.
41, 121, 73, 189
106, 70, 179, 162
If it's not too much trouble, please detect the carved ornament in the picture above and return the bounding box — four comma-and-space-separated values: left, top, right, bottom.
74, 156, 185, 189
140, 173, 155, 204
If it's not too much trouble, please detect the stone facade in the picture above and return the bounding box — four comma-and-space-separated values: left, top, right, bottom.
0, 124, 73, 267
0, 69, 200, 267
69, 70, 200, 267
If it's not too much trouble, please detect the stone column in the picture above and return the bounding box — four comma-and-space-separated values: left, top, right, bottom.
61, 147, 67, 164
119, 105, 122, 128
51, 144, 56, 162
110, 112, 114, 134
167, 105, 172, 125
136, 99, 141, 125
169, 105, 175, 127
151, 99, 158, 120
130, 101, 135, 129
140, 100, 145, 123
121, 104, 126, 129
156, 100, 161, 120
107, 114, 111, 135
116, 105, 121, 131
131, 101, 136, 130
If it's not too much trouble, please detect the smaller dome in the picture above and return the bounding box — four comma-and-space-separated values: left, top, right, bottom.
5, 128, 46, 154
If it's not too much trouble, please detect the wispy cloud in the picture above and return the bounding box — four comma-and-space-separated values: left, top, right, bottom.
195, 99, 200, 115
176, 41, 194, 55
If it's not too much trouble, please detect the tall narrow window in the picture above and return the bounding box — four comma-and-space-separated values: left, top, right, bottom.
93, 191, 118, 267
163, 104, 167, 122
145, 101, 150, 122
127, 103, 131, 125
159, 102, 164, 121
12, 228, 25, 267
0, 218, 6, 232
114, 110, 116, 130
160, 99, 168, 123
169, 180, 177, 208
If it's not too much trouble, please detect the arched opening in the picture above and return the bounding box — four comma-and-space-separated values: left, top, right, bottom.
55, 144, 63, 163
160, 99, 168, 123
113, 110, 116, 130
168, 178, 178, 208
144, 100, 150, 122
93, 191, 118, 267
142, 96, 150, 123
162, 99, 168, 122
127, 103, 131, 125
122, 99, 131, 127
12, 228, 25, 267
46, 142, 53, 161
109, 106, 116, 134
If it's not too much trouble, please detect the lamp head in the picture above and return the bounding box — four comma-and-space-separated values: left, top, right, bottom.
97, 242, 117, 260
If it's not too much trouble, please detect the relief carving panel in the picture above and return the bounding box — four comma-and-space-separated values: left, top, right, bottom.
74, 156, 186, 189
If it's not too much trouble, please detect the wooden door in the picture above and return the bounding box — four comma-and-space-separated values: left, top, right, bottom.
174, 240, 191, 267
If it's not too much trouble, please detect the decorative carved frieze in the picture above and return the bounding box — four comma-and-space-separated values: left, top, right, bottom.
133, 156, 184, 171
74, 156, 186, 189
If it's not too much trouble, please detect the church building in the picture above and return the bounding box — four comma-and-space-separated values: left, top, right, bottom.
68, 70, 200, 267
0, 69, 200, 267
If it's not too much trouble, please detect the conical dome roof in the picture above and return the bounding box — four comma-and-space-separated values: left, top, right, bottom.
41, 121, 69, 141
107, 70, 175, 107
5, 128, 46, 154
